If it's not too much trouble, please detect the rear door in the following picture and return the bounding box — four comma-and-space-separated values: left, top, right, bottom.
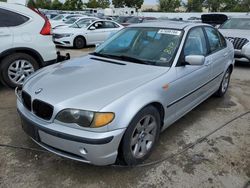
204, 27, 227, 89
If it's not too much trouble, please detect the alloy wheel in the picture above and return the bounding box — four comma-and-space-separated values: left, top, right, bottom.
130, 115, 157, 159
7, 59, 34, 85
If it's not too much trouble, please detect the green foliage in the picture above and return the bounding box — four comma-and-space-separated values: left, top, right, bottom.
0, 0, 7, 2
63, 0, 84, 10
112, 0, 144, 9
158, 0, 180, 11
27, 0, 51, 9
86, 0, 110, 8
112, 0, 124, 8
185, 0, 203, 12
51, 0, 63, 10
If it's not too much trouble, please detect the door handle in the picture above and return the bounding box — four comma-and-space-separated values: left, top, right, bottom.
223, 53, 228, 57
0, 32, 10, 37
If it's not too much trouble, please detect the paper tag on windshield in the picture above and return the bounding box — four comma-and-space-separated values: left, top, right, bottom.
158, 29, 181, 35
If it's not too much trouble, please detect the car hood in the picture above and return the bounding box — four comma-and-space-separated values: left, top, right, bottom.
23, 55, 168, 111
219, 29, 250, 40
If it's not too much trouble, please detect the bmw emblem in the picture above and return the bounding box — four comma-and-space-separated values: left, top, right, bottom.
35, 88, 43, 95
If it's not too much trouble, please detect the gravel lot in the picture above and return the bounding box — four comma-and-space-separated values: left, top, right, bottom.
0, 48, 249, 188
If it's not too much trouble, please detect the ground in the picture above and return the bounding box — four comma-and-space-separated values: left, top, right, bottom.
0, 47, 249, 188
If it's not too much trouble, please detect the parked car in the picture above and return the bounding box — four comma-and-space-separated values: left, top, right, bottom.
50, 14, 83, 28
52, 16, 84, 29
53, 19, 123, 48
17, 21, 234, 166
0, 2, 57, 88
122, 16, 157, 26
219, 16, 250, 63
201, 13, 228, 27
114, 16, 134, 24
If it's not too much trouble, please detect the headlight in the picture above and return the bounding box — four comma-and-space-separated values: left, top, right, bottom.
55, 109, 114, 128
61, 33, 73, 37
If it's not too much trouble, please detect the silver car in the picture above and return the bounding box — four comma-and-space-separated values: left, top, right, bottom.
16, 21, 234, 166
219, 16, 250, 63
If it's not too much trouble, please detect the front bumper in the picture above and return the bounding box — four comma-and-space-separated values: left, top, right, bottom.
234, 49, 250, 62
17, 100, 125, 166
53, 37, 73, 47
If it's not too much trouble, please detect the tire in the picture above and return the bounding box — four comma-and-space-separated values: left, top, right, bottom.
214, 68, 231, 97
73, 36, 86, 49
120, 106, 161, 165
0, 53, 39, 88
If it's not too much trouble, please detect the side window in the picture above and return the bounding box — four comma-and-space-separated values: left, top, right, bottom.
204, 27, 222, 53
0, 8, 29, 27
93, 21, 104, 29
184, 27, 207, 56
218, 32, 227, 48
103, 21, 116, 28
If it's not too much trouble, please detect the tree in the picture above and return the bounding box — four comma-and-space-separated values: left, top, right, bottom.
112, 0, 125, 8
124, 0, 144, 9
63, 0, 83, 10
98, 0, 110, 8
185, 0, 203, 12
158, 0, 180, 11
86, 0, 99, 8
204, 0, 221, 11
86, 0, 110, 8
27, 0, 51, 9
112, 0, 144, 9
51, 0, 63, 10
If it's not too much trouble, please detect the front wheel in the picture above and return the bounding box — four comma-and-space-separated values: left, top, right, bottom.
0, 53, 39, 88
215, 68, 231, 97
73, 36, 86, 49
120, 106, 161, 165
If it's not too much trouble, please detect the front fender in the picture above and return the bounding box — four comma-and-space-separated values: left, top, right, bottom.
101, 85, 166, 131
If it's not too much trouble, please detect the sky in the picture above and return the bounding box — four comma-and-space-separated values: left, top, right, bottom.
144, 0, 157, 4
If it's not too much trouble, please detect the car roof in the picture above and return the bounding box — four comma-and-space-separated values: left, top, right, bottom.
127, 21, 206, 30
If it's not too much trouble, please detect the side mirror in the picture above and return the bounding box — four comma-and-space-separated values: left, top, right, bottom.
89, 26, 96, 30
185, 55, 205, 66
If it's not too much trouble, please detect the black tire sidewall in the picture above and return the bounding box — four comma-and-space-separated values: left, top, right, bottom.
0, 53, 39, 88
121, 106, 161, 166
74, 36, 85, 49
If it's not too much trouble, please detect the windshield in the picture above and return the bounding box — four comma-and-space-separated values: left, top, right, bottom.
220, 18, 250, 30
94, 27, 182, 67
52, 15, 64, 21
70, 19, 94, 28
64, 17, 78, 24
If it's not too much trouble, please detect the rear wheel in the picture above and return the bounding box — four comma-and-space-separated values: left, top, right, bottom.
73, 36, 86, 49
215, 68, 231, 97
0, 53, 39, 88
120, 106, 161, 165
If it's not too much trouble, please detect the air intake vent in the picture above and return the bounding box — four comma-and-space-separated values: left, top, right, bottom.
32, 99, 54, 120
226, 37, 249, 50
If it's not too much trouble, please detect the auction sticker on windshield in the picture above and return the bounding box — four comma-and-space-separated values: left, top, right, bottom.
158, 29, 181, 35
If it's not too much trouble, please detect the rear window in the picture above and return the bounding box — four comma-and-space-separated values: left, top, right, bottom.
0, 8, 29, 27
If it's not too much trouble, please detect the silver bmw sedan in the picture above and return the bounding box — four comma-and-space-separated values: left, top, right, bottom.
16, 21, 234, 166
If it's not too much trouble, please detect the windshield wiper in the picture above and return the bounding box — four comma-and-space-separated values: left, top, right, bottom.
90, 52, 152, 65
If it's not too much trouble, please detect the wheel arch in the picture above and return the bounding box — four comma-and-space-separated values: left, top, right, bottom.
0, 48, 44, 68
74, 35, 87, 45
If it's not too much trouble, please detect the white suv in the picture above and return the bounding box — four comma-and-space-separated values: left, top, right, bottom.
0, 2, 57, 88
